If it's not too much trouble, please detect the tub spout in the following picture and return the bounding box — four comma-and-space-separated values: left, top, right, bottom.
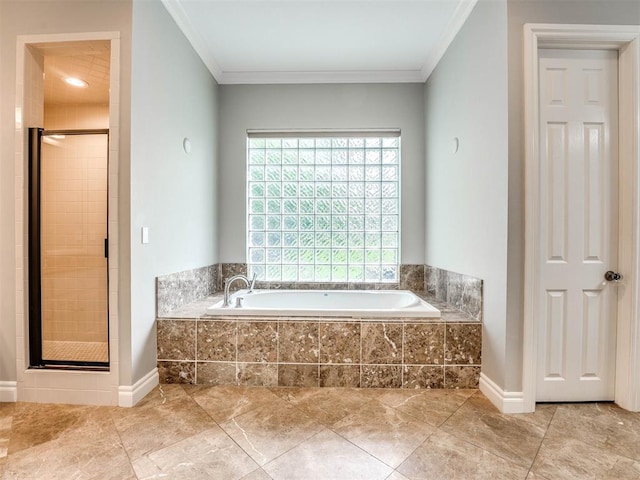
223, 274, 250, 307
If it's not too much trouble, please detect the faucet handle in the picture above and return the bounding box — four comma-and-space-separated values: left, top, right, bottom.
249, 272, 257, 292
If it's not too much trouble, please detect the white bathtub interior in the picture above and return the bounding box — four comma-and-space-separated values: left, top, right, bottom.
206, 289, 440, 318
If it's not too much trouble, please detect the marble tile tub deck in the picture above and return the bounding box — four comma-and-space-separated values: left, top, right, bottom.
2, 385, 640, 479
157, 293, 482, 389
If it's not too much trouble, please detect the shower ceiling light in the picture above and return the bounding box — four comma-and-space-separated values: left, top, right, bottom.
64, 76, 89, 88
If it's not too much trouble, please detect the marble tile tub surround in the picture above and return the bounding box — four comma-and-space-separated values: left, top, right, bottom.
425, 265, 483, 321
157, 309, 482, 389
220, 263, 482, 319
156, 264, 219, 316
157, 263, 482, 320
156, 263, 482, 390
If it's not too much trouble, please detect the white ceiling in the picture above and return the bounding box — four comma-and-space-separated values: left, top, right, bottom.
40, 41, 111, 105
161, 0, 478, 84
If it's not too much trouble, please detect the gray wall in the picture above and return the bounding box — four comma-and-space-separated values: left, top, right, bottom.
424, 0, 509, 388
129, 0, 219, 383
504, 0, 640, 391
0, 0, 132, 384
218, 83, 426, 264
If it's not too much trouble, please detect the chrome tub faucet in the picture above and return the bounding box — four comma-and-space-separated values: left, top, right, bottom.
223, 272, 256, 307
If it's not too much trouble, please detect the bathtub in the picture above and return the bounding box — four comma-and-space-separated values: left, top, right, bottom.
205, 289, 440, 318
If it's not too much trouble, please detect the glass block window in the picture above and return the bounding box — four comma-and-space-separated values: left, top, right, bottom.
247, 133, 400, 283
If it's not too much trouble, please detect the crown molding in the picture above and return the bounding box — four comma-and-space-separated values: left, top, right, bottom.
160, 0, 224, 81
420, 0, 478, 81
161, 0, 477, 85
221, 69, 425, 85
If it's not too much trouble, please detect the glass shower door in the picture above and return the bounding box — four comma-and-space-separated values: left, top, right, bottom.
29, 129, 109, 367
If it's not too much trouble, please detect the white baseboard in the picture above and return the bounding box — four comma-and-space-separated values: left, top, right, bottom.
0, 381, 18, 402
118, 368, 158, 407
479, 373, 530, 414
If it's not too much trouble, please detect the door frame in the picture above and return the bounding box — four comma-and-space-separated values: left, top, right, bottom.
15, 31, 121, 404
523, 24, 640, 413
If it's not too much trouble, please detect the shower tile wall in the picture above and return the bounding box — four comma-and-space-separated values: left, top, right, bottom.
41, 105, 109, 343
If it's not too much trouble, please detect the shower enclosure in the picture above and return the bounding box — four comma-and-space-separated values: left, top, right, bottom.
28, 127, 109, 368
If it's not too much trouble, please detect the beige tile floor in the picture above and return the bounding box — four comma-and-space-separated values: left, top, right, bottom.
1, 385, 640, 479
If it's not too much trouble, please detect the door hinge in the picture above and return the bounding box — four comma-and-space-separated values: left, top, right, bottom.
104, 238, 109, 258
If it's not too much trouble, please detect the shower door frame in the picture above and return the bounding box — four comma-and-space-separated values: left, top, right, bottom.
28, 127, 110, 370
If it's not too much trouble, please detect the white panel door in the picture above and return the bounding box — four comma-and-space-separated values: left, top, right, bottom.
537, 49, 619, 402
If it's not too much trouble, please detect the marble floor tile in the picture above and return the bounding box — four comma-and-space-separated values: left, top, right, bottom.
110, 395, 217, 460
132, 426, 259, 480
271, 387, 375, 425
397, 430, 529, 480
545, 402, 640, 461
190, 385, 284, 423
385, 471, 411, 480
263, 429, 393, 480
375, 388, 476, 427
219, 400, 325, 466
0, 403, 14, 459
525, 468, 591, 480
440, 392, 555, 468
240, 468, 273, 480
331, 400, 436, 468
5, 404, 134, 480
134, 384, 189, 409
3, 386, 640, 480
526, 472, 550, 480
530, 434, 640, 480
8, 403, 118, 456
5, 441, 135, 480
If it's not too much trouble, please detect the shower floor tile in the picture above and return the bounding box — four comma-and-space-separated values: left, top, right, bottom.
42, 340, 108, 363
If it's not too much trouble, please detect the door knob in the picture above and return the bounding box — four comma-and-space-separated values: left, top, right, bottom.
604, 271, 622, 282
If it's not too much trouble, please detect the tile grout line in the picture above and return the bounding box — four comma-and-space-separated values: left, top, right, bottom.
443, 322, 447, 387
438, 392, 537, 470
390, 425, 439, 478
107, 403, 140, 477
185, 386, 266, 476
194, 316, 199, 384
359, 321, 363, 388
321, 389, 435, 472
234, 320, 239, 386
316, 319, 320, 387
525, 404, 559, 477
401, 322, 405, 387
